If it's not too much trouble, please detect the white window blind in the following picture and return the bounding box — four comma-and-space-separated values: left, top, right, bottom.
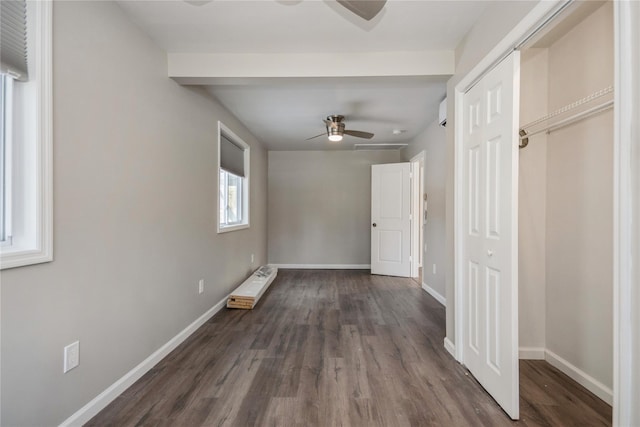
1, 0, 29, 81
220, 134, 245, 177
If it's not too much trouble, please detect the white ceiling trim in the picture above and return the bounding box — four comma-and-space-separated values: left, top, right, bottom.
114, 0, 490, 151
168, 50, 454, 84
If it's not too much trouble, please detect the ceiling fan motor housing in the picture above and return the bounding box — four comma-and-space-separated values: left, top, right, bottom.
326, 115, 346, 137
327, 122, 346, 137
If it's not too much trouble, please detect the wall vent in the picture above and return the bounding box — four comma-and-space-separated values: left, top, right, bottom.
354, 143, 408, 151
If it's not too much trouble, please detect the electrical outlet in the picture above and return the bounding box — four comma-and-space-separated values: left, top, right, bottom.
251, 254, 254, 263
63, 341, 80, 373
198, 279, 204, 294
432, 264, 437, 275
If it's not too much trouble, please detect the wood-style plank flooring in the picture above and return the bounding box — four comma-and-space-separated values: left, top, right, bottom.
87, 269, 611, 426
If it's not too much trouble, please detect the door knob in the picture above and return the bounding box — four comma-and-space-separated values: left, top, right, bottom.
372, 223, 377, 227
487, 250, 494, 257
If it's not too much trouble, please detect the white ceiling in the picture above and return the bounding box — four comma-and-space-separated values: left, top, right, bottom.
117, 0, 492, 150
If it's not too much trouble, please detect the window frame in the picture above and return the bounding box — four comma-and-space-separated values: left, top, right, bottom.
217, 121, 249, 233
0, 1, 53, 270
0, 74, 13, 247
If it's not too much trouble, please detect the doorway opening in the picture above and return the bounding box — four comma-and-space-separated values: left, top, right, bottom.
517, 0, 613, 422
453, 0, 615, 423
410, 152, 425, 285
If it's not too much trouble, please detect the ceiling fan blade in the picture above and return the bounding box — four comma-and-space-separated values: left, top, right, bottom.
344, 130, 374, 139
337, 0, 386, 21
306, 132, 327, 141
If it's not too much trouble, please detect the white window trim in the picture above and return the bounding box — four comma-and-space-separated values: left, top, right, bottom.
1, 76, 14, 248
0, 1, 53, 270
217, 121, 249, 234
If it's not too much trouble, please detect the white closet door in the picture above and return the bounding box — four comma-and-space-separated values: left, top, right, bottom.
462, 52, 520, 419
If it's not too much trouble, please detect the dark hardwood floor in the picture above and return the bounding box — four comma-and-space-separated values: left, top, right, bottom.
87, 269, 611, 426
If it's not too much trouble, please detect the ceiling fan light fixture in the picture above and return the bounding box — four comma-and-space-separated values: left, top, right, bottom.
327, 122, 344, 142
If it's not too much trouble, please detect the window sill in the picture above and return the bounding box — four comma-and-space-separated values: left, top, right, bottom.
217, 223, 250, 234
1, 246, 53, 270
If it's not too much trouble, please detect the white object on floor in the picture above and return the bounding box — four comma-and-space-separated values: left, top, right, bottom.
227, 266, 278, 309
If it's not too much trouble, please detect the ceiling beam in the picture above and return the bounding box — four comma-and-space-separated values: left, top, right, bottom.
168, 50, 454, 85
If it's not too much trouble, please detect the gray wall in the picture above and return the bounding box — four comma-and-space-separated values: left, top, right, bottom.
268, 150, 400, 266
0, 2, 267, 425
545, 2, 613, 388
402, 120, 447, 300
519, 48, 548, 350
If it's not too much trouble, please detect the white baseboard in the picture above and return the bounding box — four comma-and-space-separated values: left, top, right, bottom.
269, 264, 370, 270
444, 337, 456, 359
444, 342, 610, 404
519, 347, 545, 360
545, 349, 613, 405
59, 294, 231, 427
421, 282, 446, 307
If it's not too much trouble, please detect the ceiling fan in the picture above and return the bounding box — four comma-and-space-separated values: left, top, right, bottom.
336, 0, 386, 21
306, 115, 374, 142
184, 0, 387, 21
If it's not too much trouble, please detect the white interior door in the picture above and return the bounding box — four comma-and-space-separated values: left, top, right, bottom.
371, 163, 411, 277
462, 52, 520, 419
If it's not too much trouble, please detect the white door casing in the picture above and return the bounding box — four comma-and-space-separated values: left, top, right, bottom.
461, 52, 520, 419
371, 163, 411, 277
411, 152, 425, 278
614, 1, 640, 424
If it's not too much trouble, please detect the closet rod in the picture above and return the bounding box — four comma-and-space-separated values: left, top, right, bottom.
520, 86, 613, 131
519, 99, 613, 141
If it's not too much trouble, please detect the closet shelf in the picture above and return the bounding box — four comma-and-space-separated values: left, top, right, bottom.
519, 86, 614, 149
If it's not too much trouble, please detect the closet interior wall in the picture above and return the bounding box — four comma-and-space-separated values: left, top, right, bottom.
518, 0, 613, 399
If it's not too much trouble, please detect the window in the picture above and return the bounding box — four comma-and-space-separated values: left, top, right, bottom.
219, 170, 244, 226
0, 0, 53, 269
218, 122, 249, 233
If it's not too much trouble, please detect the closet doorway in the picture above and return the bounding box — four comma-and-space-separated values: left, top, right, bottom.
518, 0, 613, 423
454, 0, 615, 422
